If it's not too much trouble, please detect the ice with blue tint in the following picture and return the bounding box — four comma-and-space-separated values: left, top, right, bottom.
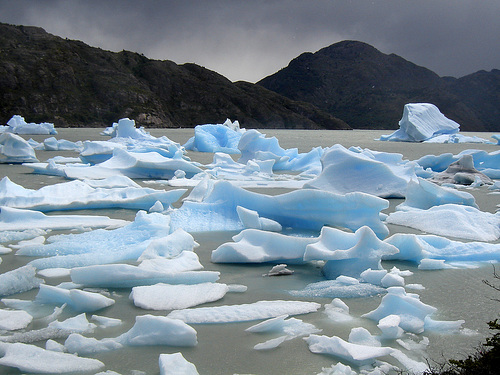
35, 284, 115, 313
397, 177, 478, 210
429, 154, 493, 186
383, 233, 500, 266
184, 119, 244, 154
211, 229, 316, 264
31, 137, 83, 151
138, 229, 199, 261
0, 342, 104, 373
17, 211, 171, 269
236, 206, 283, 232
159, 353, 199, 375
4, 115, 57, 135
379, 103, 460, 142
303, 226, 399, 279
169, 181, 389, 237
0, 309, 33, 331
130, 282, 229, 310
423, 133, 492, 144
70, 264, 220, 288
238, 129, 324, 173
323, 298, 353, 322
0, 206, 127, 232
0, 177, 186, 212
387, 204, 500, 241
305, 144, 419, 198
0, 265, 44, 297
289, 277, 386, 299
0, 133, 38, 163
167, 300, 321, 323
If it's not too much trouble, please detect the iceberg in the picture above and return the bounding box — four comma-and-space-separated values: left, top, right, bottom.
289, 278, 386, 299
379, 103, 460, 142
5, 115, 57, 135
159, 352, 200, 375
130, 282, 229, 310
170, 181, 389, 237
0, 177, 186, 212
0, 342, 104, 373
32, 137, 83, 151
386, 204, 500, 241
0, 265, 44, 297
430, 154, 493, 185
184, 119, 244, 154
0, 133, 38, 163
305, 145, 418, 198
167, 300, 321, 323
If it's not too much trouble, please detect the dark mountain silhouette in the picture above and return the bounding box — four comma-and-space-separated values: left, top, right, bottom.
258, 40, 500, 131
0, 23, 349, 130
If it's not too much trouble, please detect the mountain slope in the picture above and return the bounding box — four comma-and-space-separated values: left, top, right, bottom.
0, 23, 349, 130
258, 40, 499, 131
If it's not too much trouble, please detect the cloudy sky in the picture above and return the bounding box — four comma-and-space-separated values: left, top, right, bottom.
1, 0, 499, 82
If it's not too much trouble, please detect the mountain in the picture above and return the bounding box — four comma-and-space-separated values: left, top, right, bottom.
0, 23, 349, 130
258, 40, 500, 131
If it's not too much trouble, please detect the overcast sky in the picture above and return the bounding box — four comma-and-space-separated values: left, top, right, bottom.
1, 0, 499, 82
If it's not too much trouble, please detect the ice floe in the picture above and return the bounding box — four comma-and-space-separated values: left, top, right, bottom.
159, 352, 200, 375
3, 115, 57, 135
0, 133, 38, 163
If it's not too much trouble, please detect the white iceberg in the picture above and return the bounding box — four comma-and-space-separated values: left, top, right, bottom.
167, 300, 321, 323
0, 133, 38, 163
0, 265, 44, 297
5, 115, 57, 135
159, 352, 200, 375
0, 342, 104, 373
305, 145, 418, 198
290, 277, 386, 299
130, 282, 229, 310
32, 137, 83, 151
0, 309, 33, 331
386, 204, 500, 241
184, 119, 243, 154
380, 103, 460, 142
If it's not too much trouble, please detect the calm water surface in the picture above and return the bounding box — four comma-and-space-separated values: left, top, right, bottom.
0, 128, 499, 375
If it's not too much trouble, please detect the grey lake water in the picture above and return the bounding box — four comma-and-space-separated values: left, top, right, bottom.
1, 128, 499, 375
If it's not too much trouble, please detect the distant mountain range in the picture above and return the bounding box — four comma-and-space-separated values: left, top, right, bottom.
258, 40, 500, 131
0, 23, 348, 130
1, 23, 498, 131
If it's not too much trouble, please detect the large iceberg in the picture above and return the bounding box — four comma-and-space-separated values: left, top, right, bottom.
4, 115, 57, 135
0, 133, 38, 163
380, 103, 460, 142
184, 119, 244, 154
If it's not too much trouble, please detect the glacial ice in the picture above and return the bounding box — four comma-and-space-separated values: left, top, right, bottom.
289, 277, 386, 299
159, 352, 200, 375
170, 180, 389, 237
31, 137, 83, 151
305, 144, 418, 198
0, 342, 105, 373
0, 133, 38, 163
4, 115, 57, 135
387, 204, 500, 241
379, 103, 460, 142
184, 119, 244, 154
0, 265, 44, 297
0, 309, 33, 331
430, 154, 493, 185
130, 282, 229, 310
167, 300, 321, 323
0, 177, 187, 212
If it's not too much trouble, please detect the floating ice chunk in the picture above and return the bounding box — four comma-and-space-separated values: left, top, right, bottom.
290, 278, 385, 299
0, 265, 43, 297
184, 121, 243, 154
171, 181, 389, 237
138, 229, 198, 261
64, 333, 123, 355
0, 228, 47, 244
36, 284, 115, 313
305, 334, 394, 366
236, 206, 282, 232
348, 327, 381, 347
424, 316, 465, 333
45, 339, 66, 352
360, 269, 388, 286
6, 115, 57, 135
264, 264, 294, 276
48, 313, 97, 333
398, 177, 478, 210
211, 229, 316, 264
71, 264, 219, 288
423, 133, 492, 144
0, 309, 33, 330
253, 335, 288, 350
304, 226, 399, 279
79, 140, 127, 164
0, 342, 104, 373
35, 137, 83, 151
159, 352, 200, 375
316, 362, 357, 375
0, 206, 127, 232
386, 204, 500, 241
0, 133, 38, 163
91, 315, 122, 328
139, 251, 203, 273
167, 300, 321, 323
37, 268, 72, 278
116, 314, 197, 347
416, 152, 457, 172
246, 314, 320, 337
305, 144, 417, 198
430, 154, 493, 185
323, 298, 353, 322
377, 315, 404, 339
130, 283, 229, 310
0, 177, 187, 211
379, 103, 460, 142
